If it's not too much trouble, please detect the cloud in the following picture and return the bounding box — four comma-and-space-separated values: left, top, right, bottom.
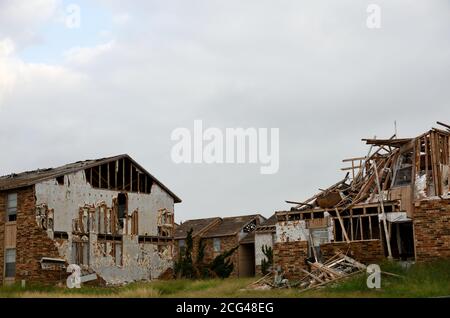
64, 41, 116, 65
0, 38, 85, 109
0, 0, 449, 222
0, 0, 60, 48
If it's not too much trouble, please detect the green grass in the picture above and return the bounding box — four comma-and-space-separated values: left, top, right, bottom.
1, 260, 449, 298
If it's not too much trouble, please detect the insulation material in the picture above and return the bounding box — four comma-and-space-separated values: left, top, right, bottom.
415, 174, 427, 199
441, 164, 449, 195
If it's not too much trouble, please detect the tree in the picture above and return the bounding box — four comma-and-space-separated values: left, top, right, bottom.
260, 245, 273, 275
209, 246, 238, 278
175, 229, 239, 279
195, 239, 210, 278
174, 228, 195, 278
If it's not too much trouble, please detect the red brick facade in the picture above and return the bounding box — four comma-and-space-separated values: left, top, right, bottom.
1, 187, 66, 285
320, 240, 384, 264
174, 235, 241, 277
0, 192, 5, 285
202, 235, 239, 277
273, 240, 308, 280
413, 198, 450, 261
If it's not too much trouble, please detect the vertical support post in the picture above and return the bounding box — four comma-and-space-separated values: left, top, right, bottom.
334, 208, 350, 243
373, 160, 393, 259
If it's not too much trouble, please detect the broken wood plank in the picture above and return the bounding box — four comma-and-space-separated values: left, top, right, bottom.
335, 208, 350, 243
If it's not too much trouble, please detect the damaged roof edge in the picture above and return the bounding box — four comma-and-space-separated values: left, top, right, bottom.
0, 154, 182, 203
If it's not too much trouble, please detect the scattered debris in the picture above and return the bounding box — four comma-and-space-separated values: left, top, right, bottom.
247, 251, 367, 292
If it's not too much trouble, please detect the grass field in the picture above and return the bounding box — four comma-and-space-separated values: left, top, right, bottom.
1, 260, 449, 298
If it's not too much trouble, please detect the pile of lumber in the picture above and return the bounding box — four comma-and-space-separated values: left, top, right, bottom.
247, 252, 367, 291
297, 252, 366, 292
246, 268, 291, 290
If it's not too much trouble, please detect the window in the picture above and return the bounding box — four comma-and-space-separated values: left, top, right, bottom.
213, 238, 221, 253
179, 240, 186, 255
5, 249, 16, 278
7, 193, 17, 222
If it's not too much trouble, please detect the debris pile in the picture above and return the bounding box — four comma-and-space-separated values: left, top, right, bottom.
297, 252, 366, 292
247, 250, 366, 292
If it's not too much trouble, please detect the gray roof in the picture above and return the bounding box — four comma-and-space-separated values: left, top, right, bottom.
174, 217, 221, 239
0, 154, 181, 203
202, 214, 264, 238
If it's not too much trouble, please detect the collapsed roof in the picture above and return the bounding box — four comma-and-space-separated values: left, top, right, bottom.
286, 122, 450, 213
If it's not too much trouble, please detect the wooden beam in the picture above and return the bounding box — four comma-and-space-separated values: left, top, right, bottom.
342, 156, 367, 162
137, 172, 140, 193
130, 164, 133, 192
437, 121, 450, 131
359, 216, 363, 240
115, 160, 118, 190
373, 160, 393, 259
334, 208, 350, 243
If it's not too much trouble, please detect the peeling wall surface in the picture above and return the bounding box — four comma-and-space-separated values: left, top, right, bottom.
254, 232, 274, 266
34, 170, 175, 285
35, 171, 174, 235
275, 220, 309, 243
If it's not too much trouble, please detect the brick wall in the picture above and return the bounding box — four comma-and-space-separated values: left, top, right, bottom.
174, 235, 240, 277
320, 240, 384, 264
174, 236, 202, 261
273, 240, 308, 280
15, 186, 66, 284
0, 192, 5, 285
414, 198, 450, 261
203, 235, 239, 277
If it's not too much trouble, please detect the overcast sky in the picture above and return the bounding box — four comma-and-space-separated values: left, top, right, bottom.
0, 0, 449, 222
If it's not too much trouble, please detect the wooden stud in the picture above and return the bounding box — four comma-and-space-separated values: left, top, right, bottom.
359, 216, 363, 240
115, 160, 118, 190
334, 208, 350, 243
130, 164, 133, 192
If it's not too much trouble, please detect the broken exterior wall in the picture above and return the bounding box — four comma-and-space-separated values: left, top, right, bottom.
35, 170, 174, 235
320, 240, 384, 264
32, 170, 175, 285
414, 198, 450, 261
1, 187, 67, 284
90, 235, 172, 284
254, 232, 274, 275
276, 220, 309, 242
273, 241, 308, 280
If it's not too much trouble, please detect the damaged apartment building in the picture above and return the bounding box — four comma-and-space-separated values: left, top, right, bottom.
0, 154, 181, 285
269, 122, 450, 280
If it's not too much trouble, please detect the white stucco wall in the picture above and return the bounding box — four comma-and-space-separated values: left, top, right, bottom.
34, 170, 176, 284
35, 170, 175, 235
255, 232, 274, 266
275, 220, 309, 243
